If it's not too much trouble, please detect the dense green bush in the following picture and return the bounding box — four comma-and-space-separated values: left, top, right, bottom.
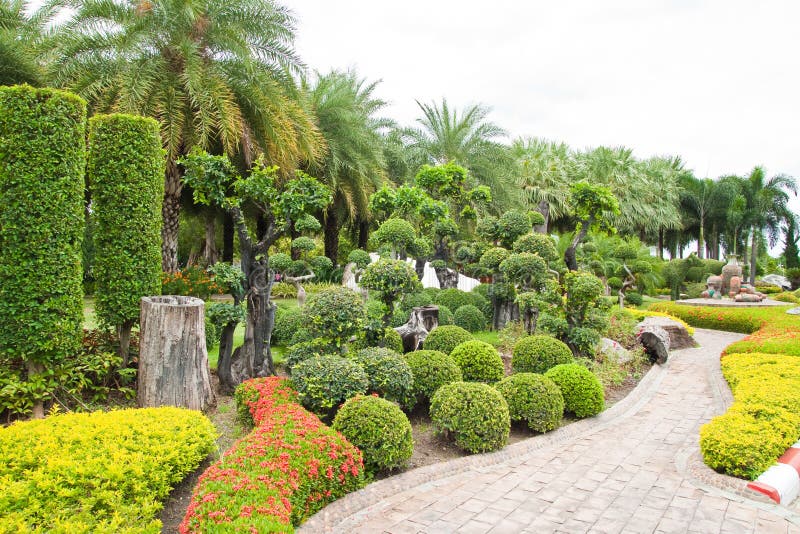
290, 355, 368, 416
0, 407, 215, 532
360, 259, 420, 324
352, 347, 414, 407
333, 395, 413, 473
309, 255, 334, 281
430, 382, 510, 453
467, 292, 492, 321
89, 114, 164, 361
347, 248, 372, 269
423, 325, 474, 354
372, 218, 417, 256
0, 86, 86, 417
272, 307, 305, 345
304, 287, 365, 347
624, 292, 643, 306
404, 350, 463, 404
381, 327, 405, 353
545, 364, 605, 418
435, 288, 473, 314
285, 338, 338, 371
512, 335, 574, 374
512, 233, 559, 263
494, 373, 564, 432
454, 304, 487, 332
437, 304, 454, 325
450, 340, 505, 383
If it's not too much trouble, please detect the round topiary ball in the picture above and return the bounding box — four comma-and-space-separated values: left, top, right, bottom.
304, 287, 366, 346
333, 395, 413, 473
494, 373, 564, 432
291, 355, 368, 416
403, 350, 463, 404
435, 288, 473, 313
285, 338, 337, 371
511, 335, 574, 374
436, 304, 454, 325
430, 381, 510, 453
381, 327, 404, 354
453, 304, 487, 332
423, 325, 473, 354
450, 340, 505, 383
544, 363, 605, 418
271, 307, 304, 345
352, 347, 414, 408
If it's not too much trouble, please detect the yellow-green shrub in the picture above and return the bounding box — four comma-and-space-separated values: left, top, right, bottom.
626, 308, 695, 336
0, 407, 216, 532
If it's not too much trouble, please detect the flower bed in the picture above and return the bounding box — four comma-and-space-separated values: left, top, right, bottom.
180, 377, 364, 532
0, 407, 216, 532
648, 301, 800, 479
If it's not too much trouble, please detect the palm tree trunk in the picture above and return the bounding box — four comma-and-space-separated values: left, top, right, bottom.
161, 163, 182, 272
658, 228, 664, 259
534, 201, 549, 234
697, 216, 705, 259
323, 209, 339, 265
222, 212, 234, 262
358, 219, 370, 249
749, 227, 758, 285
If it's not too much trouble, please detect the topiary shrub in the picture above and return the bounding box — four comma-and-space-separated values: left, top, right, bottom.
304, 287, 365, 347
467, 292, 492, 322
332, 395, 413, 473
272, 307, 305, 345
423, 325, 473, 354
0, 86, 87, 418
512, 335, 574, 374
403, 350, 463, 404
450, 340, 505, 383
381, 327, 405, 354
351, 347, 414, 408
290, 355, 368, 416
435, 288, 473, 314
360, 259, 420, 325
453, 304, 487, 332
285, 339, 338, 372
494, 373, 564, 433
430, 382, 510, 453
624, 292, 643, 306
544, 364, 605, 418
437, 304, 454, 325
89, 114, 164, 366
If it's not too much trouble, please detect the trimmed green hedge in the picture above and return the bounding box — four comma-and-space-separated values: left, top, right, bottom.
0, 407, 216, 532
0, 86, 86, 413
88, 113, 164, 334
183, 378, 364, 531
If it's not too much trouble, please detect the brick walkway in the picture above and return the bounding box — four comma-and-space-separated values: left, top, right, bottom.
300, 329, 800, 533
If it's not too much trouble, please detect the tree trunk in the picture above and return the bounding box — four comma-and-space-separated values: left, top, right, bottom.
358, 219, 370, 249
216, 322, 237, 395
222, 212, 234, 262
434, 265, 459, 289
245, 269, 276, 377
697, 215, 705, 259
324, 209, 339, 265
138, 296, 215, 411
414, 258, 426, 282
534, 201, 549, 234
564, 215, 592, 271
161, 164, 182, 272
657, 228, 664, 259
202, 209, 218, 265
27, 361, 45, 419
117, 319, 134, 368
522, 307, 538, 335
493, 300, 520, 331
396, 305, 439, 352
750, 227, 758, 285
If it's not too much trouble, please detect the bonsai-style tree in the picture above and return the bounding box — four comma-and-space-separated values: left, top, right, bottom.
88, 114, 164, 367
613, 244, 638, 309
499, 252, 553, 334
181, 149, 332, 383
564, 183, 620, 271
205, 262, 246, 394
360, 259, 421, 325
563, 271, 608, 355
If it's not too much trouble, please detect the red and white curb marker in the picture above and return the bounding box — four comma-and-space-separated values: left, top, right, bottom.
747, 440, 800, 504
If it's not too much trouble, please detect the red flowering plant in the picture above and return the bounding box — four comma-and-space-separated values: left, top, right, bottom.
180, 377, 365, 532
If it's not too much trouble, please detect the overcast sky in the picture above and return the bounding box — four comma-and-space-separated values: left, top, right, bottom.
292, 0, 799, 218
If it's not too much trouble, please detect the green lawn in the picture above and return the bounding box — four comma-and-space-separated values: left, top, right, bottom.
472, 330, 500, 347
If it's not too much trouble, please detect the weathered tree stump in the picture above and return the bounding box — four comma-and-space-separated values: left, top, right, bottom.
138, 296, 215, 411
395, 305, 439, 352
636, 316, 697, 350
637, 324, 671, 365
434, 266, 459, 289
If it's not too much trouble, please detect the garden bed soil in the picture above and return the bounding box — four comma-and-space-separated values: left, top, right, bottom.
159, 363, 647, 533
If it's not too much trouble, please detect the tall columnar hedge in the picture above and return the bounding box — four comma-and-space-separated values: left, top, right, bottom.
0, 86, 86, 414
87, 114, 164, 361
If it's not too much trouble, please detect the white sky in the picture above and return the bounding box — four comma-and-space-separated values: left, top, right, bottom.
292, 0, 800, 221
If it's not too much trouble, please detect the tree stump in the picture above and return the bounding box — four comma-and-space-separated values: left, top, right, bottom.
395, 305, 439, 352
637, 324, 671, 365
636, 317, 697, 349
138, 296, 215, 411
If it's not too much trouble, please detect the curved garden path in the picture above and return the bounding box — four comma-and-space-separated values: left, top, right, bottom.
300, 329, 800, 533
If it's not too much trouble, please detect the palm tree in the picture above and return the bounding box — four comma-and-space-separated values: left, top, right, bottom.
305, 70, 391, 265
403, 98, 518, 213
742, 166, 797, 284
0, 0, 56, 85
46, 0, 321, 271
511, 137, 571, 233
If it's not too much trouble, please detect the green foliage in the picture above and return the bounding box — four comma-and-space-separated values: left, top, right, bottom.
497, 211, 532, 248
0, 407, 216, 532
271, 307, 305, 345
291, 235, 317, 254
206, 303, 246, 332
564, 270, 609, 354
403, 350, 463, 404
544, 364, 605, 418
450, 340, 505, 383
625, 292, 643, 306
360, 260, 420, 322
454, 304, 487, 332
500, 252, 548, 290
352, 347, 414, 407
333, 395, 413, 473
569, 182, 621, 234
467, 291, 492, 323
88, 114, 164, 331
347, 249, 372, 269
512, 335, 574, 374
437, 304, 454, 325
208, 262, 246, 299
435, 289, 473, 314
304, 287, 366, 347
0, 87, 85, 381
513, 233, 559, 263
372, 218, 417, 255
290, 355, 368, 416
607, 276, 623, 290
430, 382, 510, 453
309, 255, 334, 281
423, 325, 474, 355
269, 253, 293, 274
494, 373, 564, 432
285, 339, 338, 371
479, 246, 510, 272
528, 211, 546, 227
